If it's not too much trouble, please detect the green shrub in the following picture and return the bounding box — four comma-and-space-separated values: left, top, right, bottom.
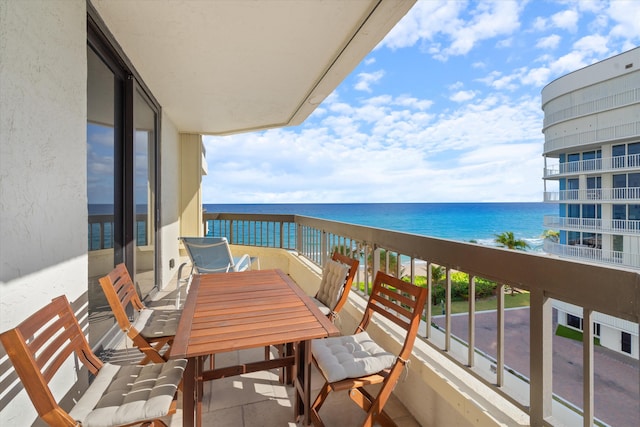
424, 271, 498, 305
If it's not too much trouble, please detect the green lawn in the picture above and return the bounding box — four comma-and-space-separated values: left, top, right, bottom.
555, 324, 601, 345
354, 281, 530, 314
431, 291, 531, 314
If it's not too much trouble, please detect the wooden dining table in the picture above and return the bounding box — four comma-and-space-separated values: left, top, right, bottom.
170, 269, 340, 427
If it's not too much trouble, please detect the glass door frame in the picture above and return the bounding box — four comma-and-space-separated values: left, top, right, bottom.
88, 5, 162, 291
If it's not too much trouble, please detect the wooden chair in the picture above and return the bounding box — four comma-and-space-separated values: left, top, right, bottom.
99, 263, 181, 364
310, 271, 428, 427
0, 295, 186, 427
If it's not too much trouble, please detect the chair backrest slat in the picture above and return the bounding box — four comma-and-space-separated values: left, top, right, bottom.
99, 264, 176, 364
99, 264, 145, 332
0, 296, 103, 426
357, 271, 428, 360
38, 323, 79, 383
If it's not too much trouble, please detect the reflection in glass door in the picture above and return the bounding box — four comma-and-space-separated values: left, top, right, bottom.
133, 88, 157, 296
86, 39, 160, 349
87, 46, 118, 347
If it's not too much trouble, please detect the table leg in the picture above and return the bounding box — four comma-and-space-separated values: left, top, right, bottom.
295, 340, 312, 425
183, 358, 195, 427
283, 342, 294, 385
196, 356, 204, 427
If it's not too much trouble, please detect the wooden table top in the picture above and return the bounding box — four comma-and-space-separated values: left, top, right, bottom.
171, 269, 339, 359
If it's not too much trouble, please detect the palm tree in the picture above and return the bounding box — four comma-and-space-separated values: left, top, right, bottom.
366, 248, 401, 275
494, 231, 529, 295
542, 229, 559, 243
494, 231, 530, 251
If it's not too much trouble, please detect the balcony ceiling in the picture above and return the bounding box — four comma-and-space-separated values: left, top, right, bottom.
91, 0, 415, 136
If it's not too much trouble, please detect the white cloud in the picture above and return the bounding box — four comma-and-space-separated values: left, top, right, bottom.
450, 90, 477, 103
536, 34, 561, 50
202, 90, 544, 203
521, 66, 552, 87
548, 50, 589, 75
381, 0, 522, 60
354, 70, 385, 92
551, 9, 579, 32
607, 0, 640, 39
438, 1, 522, 59
381, 0, 465, 50
573, 34, 609, 55
477, 70, 520, 91
531, 16, 548, 32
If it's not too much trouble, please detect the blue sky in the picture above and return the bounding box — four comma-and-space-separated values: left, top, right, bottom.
202, 0, 640, 204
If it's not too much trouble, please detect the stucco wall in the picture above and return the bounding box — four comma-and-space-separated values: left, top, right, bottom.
0, 0, 88, 425
159, 112, 182, 288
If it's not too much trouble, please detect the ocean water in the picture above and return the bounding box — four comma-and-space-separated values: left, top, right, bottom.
204, 203, 557, 252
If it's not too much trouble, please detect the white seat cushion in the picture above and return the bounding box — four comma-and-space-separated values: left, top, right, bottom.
69, 359, 187, 427
133, 308, 182, 338
312, 332, 396, 383
315, 259, 350, 311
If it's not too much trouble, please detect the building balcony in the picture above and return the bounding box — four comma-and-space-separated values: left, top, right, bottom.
543, 240, 640, 270
543, 187, 640, 202
146, 211, 638, 427
543, 155, 640, 179
543, 214, 640, 236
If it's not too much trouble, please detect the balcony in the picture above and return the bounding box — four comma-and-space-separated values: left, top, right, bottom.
543, 187, 640, 202
543, 214, 640, 236
542, 240, 640, 270
165, 212, 638, 427
543, 154, 640, 179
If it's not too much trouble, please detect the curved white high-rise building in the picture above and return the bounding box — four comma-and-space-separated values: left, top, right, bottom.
541, 47, 640, 359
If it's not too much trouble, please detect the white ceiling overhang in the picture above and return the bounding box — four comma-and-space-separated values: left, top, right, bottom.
91, 0, 415, 136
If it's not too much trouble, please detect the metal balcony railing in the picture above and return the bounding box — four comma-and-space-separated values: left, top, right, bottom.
203, 212, 639, 427
544, 187, 640, 202
543, 215, 640, 235
543, 154, 640, 178
88, 214, 150, 250
543, 240, 640, 269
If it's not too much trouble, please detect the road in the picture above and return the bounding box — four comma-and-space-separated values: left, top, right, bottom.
432, 307, 639, 427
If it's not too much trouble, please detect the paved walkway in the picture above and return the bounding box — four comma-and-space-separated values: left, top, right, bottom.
433, 307, 639, 427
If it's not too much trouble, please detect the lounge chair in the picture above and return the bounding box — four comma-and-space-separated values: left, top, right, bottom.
178, 236, 258, 279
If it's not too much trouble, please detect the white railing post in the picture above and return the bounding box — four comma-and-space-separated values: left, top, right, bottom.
583, 308, 594, 427
425, 261, 432, 339
445, 268, 451, 352
468, 275, 476, 367
530, 289, 552, 425
497, 283, 505, 387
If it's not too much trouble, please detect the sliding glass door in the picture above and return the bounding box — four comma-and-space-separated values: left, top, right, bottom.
87, 15, 160, 348
133, 87, 158, 298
